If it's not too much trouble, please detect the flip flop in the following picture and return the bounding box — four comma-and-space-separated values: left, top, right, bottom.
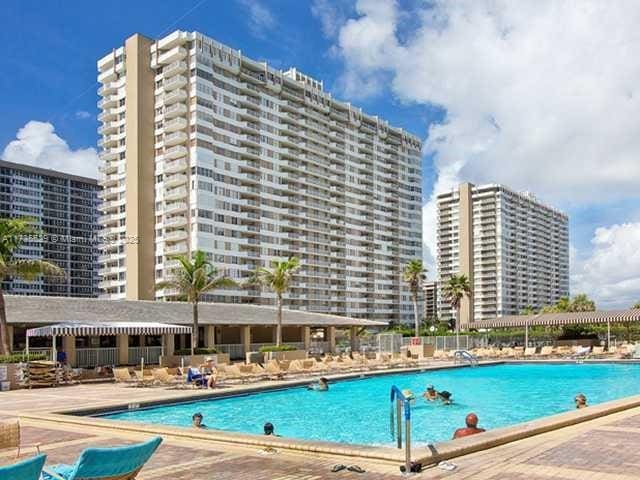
331, 464, 347, 472
347, 465, 366, 473
438, 461, 457, 471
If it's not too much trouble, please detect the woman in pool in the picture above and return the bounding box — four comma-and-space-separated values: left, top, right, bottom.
308, 377, 329, 391
438, 390, 453, 405
574, 393, 588, 409
422, 385, 438, 401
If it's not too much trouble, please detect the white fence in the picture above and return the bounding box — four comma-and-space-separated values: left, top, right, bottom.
76, 348, 118, 368
128, 346, 163, 365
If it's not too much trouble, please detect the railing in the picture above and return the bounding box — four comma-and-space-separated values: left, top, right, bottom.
128, 346, 163, 365
76, 348, 118, 368
309, 341, 330, 354
390, 385, 412, 473
454, 350, 478, 366
215, 344, 245, 360
400, 335, 489, 351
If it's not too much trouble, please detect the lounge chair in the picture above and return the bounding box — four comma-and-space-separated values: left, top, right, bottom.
264, 359, 287, 379
0, 453, 46, 480
0, 421, 41, 458
524, 347, 536, 356
539, 346, 554, 356
591, 346, 605, 357
151, 368, 183, 386
42, 436, 162, 480
113, 368, 138, 385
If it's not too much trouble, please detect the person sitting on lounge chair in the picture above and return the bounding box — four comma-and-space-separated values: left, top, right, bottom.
308, 377, 329, 391
199, 357, 218, 389
453, 413, 485, 439
264, 422, 281, 436
574, 393, 588, 409
423, 385, 438, 401
192, 412, 207, 428
438, 390, 453, 405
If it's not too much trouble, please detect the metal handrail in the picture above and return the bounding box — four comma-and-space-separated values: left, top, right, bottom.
390, 385, 412, 473
454, 350, 478, 366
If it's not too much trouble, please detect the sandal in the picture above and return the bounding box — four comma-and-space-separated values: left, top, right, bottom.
347, 465, 366, 473
331, 464, 347, 472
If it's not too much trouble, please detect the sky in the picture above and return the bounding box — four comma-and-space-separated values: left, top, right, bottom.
1, 0, 639, 309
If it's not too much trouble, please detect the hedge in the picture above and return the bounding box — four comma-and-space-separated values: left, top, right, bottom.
174, 348, 218, 355
259, 345, 297, 352
0, 353, 47, 364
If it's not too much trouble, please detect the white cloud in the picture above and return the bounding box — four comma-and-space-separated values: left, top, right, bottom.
327, 0, 640, 282
1, 121, 98, 178
237, 0, 276, 39
572, 223, 640, 308
75, 110, 92, 120
311, 0, 352, 39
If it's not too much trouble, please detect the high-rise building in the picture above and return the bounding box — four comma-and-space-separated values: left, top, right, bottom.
437, 183, 569, 326
423, 281, 438, 322
96, 31, 422, 322
0, 160, 101, 297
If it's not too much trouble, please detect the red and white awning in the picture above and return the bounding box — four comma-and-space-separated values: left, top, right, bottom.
26, 322, 192, 337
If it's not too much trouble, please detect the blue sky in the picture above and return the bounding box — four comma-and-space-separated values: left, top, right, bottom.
1, 0, 639, 308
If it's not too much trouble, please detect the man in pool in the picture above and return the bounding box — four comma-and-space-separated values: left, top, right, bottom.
264, 422, 281, 436
575, 393, 588, 409
453, 413, 485, 439
422, 385, 438, 401
192, 412, 207, 429
438, 390, 453, 405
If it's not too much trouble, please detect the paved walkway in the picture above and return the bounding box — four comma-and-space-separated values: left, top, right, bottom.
2, 380, 640, 478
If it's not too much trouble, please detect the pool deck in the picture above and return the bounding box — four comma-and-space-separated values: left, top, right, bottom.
3, 360, 640, 478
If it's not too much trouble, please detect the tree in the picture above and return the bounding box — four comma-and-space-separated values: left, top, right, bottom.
520, 305, 537, 315
403, 259, 426, 337
249, 257, 300, 346
570, 293, 596, 312
442, 274, 472, 351
633, 301, 640, 309
0, 218, 64, 355
157, 250, 236, 355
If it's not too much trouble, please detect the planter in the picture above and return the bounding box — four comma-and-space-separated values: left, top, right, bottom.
159, 353, 230, 368
0, 363, 22, 391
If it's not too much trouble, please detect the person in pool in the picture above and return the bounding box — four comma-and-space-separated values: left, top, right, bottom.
438, 390, 453, 405
574, 393, 588, 409
264, 422, 281, 436
192, 412, 207, 429
308, 377, 329, 391
422, 385, 438, 401
453, 413, 486, 439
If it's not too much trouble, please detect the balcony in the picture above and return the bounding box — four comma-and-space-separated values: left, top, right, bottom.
99, 150, 118, 162
163, 60, 187, 78
98, 109, 118, 122
98, 82, 118, 96
158, 30, 189, 50
164, 145, 187, 160
158, 46, 187, 65
98, 68, 117, 83
97, 95, 119, 109
164, 201, 188, 214
98, 121, 119, 135
164, 130, 188, 146
164, 158, 188, 173
165, 242, 188, 255
163, 75, 187, 91
164, 230, 188, 242
163, 88, 187, 105
164, 215, 187, 228
163, 117, 187, 133
164, 186, 187, 201
164, 173, 188, 187
164, 103, 187, 119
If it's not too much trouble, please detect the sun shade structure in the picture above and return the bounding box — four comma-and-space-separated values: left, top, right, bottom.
468, 309, 640, 348
25, 322, 192, 363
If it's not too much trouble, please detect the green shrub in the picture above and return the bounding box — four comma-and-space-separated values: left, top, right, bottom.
258, 345, 297, 352
174, 347, 218, 356
0, 353, 47, 364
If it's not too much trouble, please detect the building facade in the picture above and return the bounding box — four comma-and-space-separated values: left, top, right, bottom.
423, 281, 438, 323
437, 183, 569, 326
96, 31, 422, 323
0, 160, 101, 297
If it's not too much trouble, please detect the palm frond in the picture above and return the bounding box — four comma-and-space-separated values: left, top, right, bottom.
5, 259, 65, 281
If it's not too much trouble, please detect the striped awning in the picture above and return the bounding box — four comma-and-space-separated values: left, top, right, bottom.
468, 309, 640, 329
26, 322, 192, 337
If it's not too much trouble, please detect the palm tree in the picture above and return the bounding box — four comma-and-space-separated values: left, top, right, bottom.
0, 218, 64, 355
570, 294, 596, 312
157, 250, 236, 355
442, 274, 472, 351
633, 301, 640, 309
250, 257, 300, 346
403, 259, 426, 337
520, 305, 537, 315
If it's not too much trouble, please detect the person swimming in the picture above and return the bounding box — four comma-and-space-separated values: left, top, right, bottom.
452, 413, 486, 439
192, 412, 207, 428
263, 422, 281, 436
308, 377, 329, 391
574, 393, 588, 409
438, 390, 453, 405
423, 385, 438, 401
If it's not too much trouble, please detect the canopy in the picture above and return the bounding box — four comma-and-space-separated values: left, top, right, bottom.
26, 322, 192, 338
468, 309, 640, 329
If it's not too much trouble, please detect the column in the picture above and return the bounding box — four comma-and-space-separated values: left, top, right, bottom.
328, 326, 336, 354
62, 336, 76, 367
163, 334, 175, 357
303, 326, 311, 351
204, 325, 215, 349
7, 326, 13, 353
241, 326, 251, 355
350, 326, 359, 353
117, 334, 129, 366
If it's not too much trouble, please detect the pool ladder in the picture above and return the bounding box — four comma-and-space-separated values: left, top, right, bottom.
390, 385, 412, 474
454, 350, 478, 366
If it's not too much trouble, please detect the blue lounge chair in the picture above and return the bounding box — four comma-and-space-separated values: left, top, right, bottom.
42, 436, 162, 480
0, 453, 46, 480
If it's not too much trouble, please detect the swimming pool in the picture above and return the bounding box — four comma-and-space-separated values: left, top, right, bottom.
101, 363, 640, 446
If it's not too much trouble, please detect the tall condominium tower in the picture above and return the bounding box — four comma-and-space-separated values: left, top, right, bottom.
96, 31, 422, 322
423, 280, 438, 322
437, 183, 569, 326
0, 160, 101, 297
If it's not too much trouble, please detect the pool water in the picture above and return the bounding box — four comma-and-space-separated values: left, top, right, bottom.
101, 363, 640, 446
